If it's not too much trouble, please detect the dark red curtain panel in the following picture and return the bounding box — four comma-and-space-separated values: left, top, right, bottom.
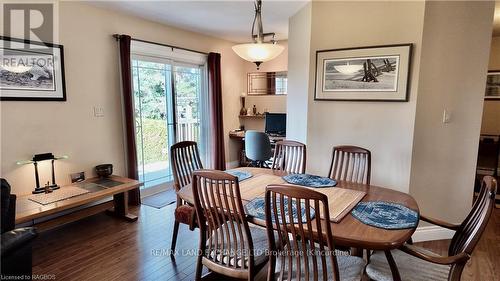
208, 53, 226, 170
118, 34, 141, 205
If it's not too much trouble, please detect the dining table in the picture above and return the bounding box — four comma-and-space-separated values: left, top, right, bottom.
177, 167, 419, 281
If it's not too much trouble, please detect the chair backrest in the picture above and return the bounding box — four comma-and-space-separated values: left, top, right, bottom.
449, 176, 497, 257
328, 145, 371, 184
170, 141, 203, 191
245, 130, 273, 162
265, 184, 340, 281
192, 169, 257, 280
271, 140, 307, 174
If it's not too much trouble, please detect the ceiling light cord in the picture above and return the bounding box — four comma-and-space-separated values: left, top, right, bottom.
252, 0, 264, 43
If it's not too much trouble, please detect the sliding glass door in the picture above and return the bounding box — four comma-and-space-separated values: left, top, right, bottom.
132, 57, 204, 189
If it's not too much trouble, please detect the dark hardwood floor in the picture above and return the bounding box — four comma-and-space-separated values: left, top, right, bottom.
32, 202, 499, 281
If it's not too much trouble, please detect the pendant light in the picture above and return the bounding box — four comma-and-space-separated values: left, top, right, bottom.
232, 0, 284, 69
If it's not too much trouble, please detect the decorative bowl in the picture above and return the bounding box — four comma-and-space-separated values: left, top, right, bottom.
95, 164, 113, 178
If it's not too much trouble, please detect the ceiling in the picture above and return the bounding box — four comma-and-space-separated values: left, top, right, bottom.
89, 0, 309, 43
494, 1, 500, 36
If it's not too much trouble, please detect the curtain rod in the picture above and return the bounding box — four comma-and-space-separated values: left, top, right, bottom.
113, 34, 209, 56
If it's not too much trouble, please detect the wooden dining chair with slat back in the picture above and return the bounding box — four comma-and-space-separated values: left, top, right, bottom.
366, 176, 498, 281
329, 146, 371, 185
170, 141, 203, 254
265, 184, 365, 281
271, 140, 307, 174
191, 170, 270, 281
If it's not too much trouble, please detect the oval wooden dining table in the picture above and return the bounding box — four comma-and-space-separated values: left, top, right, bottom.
177, 167, 419, 253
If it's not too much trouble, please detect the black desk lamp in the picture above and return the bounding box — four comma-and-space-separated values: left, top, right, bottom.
17, 153, 68, 194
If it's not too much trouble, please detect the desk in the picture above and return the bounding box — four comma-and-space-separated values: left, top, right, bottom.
178, 167, 419, 250
229, 131, 285, 166
15, 175, 142, 229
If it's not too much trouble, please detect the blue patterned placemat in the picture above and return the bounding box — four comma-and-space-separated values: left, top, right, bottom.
245, 197, 315, 223
283, 174, 337, 188
351, 201, 419, 230
225, 169, 253, 182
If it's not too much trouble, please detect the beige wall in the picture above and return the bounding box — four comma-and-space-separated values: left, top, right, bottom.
286, 4, 312, 143
288, 1, 494, 224
0, 2, 245, 195
242, 42, 288, 132
409, 1, 494, 223
481, 36, 500, 135
298, 1, 426, 192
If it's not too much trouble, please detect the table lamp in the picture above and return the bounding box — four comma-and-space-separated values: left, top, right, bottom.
17, 153, 68, 194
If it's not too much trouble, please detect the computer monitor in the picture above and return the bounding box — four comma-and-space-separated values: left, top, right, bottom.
265, 113, 286, 136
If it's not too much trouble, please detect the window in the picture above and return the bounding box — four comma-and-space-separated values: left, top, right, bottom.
131, 42, 208, 189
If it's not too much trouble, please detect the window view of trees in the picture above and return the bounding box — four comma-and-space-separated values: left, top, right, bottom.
132, 59, 201, 186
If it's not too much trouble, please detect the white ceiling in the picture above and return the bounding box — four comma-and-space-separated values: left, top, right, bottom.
89, 0, 309, 43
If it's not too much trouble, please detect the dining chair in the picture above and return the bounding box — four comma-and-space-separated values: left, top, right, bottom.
245, 130, 273, 168
328, 146, 371, 185
366, 176, 497, 281
271, 140, 306, 174
192, 169, 269, 281
170, 141, 203, 254
264, 184, 365, 281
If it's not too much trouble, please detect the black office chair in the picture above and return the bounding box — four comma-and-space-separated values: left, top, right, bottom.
245, 130, 273, 168
1, 179, 38, 278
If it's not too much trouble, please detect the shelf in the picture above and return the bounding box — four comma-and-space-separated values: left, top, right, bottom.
239, 115, 265, 119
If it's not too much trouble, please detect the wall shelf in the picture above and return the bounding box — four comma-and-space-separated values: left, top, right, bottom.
239, 115, 265, 119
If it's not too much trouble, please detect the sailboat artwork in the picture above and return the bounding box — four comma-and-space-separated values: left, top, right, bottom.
323, 56, 399, 91
314, 44, 412, 101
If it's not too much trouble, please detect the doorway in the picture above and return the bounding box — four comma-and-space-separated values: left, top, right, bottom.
131, 57, 205, 189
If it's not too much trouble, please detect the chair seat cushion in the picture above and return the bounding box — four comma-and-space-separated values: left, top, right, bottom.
206, 225, 270, 268
174, 205, 197, 230
366, 249, 451, 281
274, 245, 365, 281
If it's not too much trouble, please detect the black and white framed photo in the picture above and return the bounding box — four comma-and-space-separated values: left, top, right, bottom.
0, 36, 66, 101
314, 44, 412, 101
485, 71, 500, 100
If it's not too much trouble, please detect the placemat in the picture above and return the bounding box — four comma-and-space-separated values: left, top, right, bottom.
316, 188, 366, 222
245, 197, 315, 223
283, 174, 337, 188
226, 169, 253, 182
28, 186, 90, 205
239, 174, 285, 201
351, 201, 419, 229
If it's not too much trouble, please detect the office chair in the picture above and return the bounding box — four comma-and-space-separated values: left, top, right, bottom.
245, 130, 273, 168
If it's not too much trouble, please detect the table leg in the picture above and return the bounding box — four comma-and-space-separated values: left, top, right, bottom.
384, 250, 402, 281
106, 191, 138, 222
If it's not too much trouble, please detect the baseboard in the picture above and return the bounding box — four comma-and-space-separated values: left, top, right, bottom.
411, 225, 455, 242
226, 160, 240, 169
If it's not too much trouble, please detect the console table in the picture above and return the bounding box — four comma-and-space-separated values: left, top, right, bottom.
15, 175, 142, 230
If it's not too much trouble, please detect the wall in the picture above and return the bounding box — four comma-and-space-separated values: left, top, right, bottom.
409, 2, 494, 223
0, 2, 245, 195
242, 42, 288, 132
286, 4, 312, 143
481, 36, 500, 135
303, 1, 426, 192
288, 1, 494, 226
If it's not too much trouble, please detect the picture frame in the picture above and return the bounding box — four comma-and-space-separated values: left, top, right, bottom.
314, 44, 412, 101
0, 36, 66, 101
485, 71, 500, 100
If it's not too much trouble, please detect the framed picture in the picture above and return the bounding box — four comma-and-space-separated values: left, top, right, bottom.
0, 36, 66, 101
485, 71, 500, 100
314, 44, 412, 101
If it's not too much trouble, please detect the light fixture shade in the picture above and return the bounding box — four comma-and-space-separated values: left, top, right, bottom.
232, 43, 284, 63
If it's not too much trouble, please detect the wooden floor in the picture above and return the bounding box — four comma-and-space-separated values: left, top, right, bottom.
32, 202, 499, 281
